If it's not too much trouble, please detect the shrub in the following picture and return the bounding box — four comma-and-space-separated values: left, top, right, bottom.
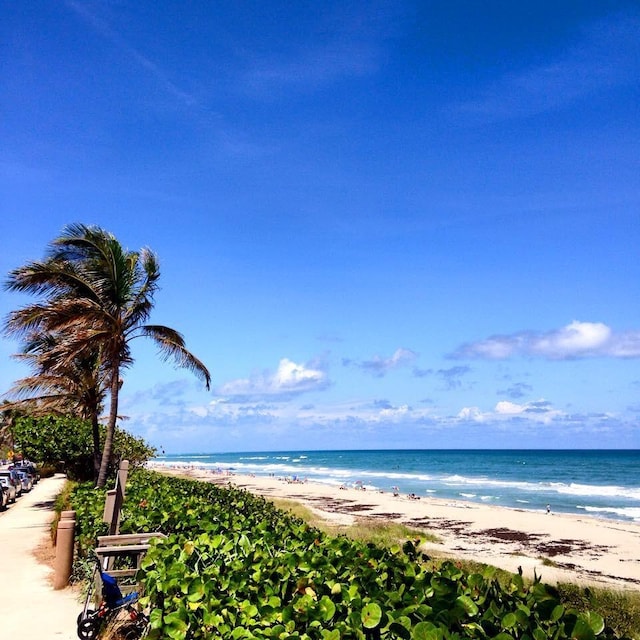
12, 414, 155, 481
70, 470, 632, 640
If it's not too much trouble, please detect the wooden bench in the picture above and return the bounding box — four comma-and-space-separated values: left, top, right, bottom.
94, 532, 166, 598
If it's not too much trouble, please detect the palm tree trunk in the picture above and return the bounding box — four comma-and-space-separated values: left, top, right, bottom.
91, 413, 101, 482
96, 362, 120, 488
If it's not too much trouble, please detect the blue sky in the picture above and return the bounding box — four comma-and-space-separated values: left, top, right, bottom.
2, 1, 639, 452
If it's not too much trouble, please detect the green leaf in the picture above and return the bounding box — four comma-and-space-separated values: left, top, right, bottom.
502, 612, 517, 629
163, 610, 189, 640
412, 621, 440, 640
361, 603, 383, 629
571, 617, 597, 640
186, 577, 205, 602
237, 533, 251, 552
149, 607, 164, 630
318, 595, 336, 622
551, 604, 565, 622
456, 595, 479, 617
584, 611, 605, 635
573, 612, 605, 637
468, 573, 485, 589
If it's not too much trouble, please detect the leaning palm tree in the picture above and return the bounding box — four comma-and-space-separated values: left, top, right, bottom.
4, 330, 107, 478
5, 223, 211, 487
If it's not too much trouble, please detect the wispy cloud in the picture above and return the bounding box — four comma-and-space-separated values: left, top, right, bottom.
64, 0, 197, 106
436, 365, 471, 389
240, 41, 378, 97
344, 347, 417, 377
236, 2, 408, 98
456, 13, 640, 121
216, 358, 330, 401
497, 382, 533, 400
453, 321, 640, 360
121, 379, 196, 410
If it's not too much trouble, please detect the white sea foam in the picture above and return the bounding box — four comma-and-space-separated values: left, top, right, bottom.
460, 493, 476, 498
441, 474, 640, 501
577, 505, 640, 521
554, 483, 640, 501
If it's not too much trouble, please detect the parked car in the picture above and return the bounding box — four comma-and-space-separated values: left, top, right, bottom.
14, 469, 33, 493
0, 475, 17, 504
0, 485, 8, 510
0, 470, 22, 499
13, 462, 39, 484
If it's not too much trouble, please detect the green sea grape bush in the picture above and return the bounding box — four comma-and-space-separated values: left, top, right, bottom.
13, 414, 155, 481
70, 470, 629, 640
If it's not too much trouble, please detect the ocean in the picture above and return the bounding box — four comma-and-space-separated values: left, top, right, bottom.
151, 449, 640, 523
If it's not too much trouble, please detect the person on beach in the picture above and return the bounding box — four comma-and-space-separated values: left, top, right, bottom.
546, 504, 551, 514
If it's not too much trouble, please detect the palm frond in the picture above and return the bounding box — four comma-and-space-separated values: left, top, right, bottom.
141, 325, 211, 389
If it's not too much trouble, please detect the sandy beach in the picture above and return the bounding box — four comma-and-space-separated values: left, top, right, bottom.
152, 465, 640, 592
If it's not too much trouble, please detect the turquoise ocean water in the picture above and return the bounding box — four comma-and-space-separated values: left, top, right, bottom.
152, 450, 640, 523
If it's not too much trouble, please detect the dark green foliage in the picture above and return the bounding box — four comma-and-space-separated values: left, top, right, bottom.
12, 414, 155, 481
70, 470, 631, 640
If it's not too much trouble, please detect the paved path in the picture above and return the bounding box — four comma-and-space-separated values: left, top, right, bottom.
0, 474, 81, 638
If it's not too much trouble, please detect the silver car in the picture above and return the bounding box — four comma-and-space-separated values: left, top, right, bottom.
0, 476, 17, 504
0, 470, 22, 499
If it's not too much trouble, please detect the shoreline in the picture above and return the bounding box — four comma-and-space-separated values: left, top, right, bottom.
149, 464, 640, 591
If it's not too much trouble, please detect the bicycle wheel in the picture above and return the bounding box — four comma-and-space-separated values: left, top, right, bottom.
76, 613, 101, 640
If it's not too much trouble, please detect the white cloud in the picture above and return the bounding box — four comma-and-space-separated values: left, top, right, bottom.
217, 358, 329, 401
532, 321, 611, 357
453, 321, 640, 360
379, 404, 410, 420
458, 399, 564, 425
495, 400, 525, 415
457, 406, 484, 421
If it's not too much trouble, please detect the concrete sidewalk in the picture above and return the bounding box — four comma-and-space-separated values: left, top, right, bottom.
0, 474, 81, 638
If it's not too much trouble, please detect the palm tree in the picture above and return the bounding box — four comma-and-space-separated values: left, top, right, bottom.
0, 401, 19, 455
4, 223, 211, 487
4, 330, 107, 478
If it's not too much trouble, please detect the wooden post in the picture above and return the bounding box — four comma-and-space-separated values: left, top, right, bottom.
102, 460, 129, 536
54, 511, 76, 589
